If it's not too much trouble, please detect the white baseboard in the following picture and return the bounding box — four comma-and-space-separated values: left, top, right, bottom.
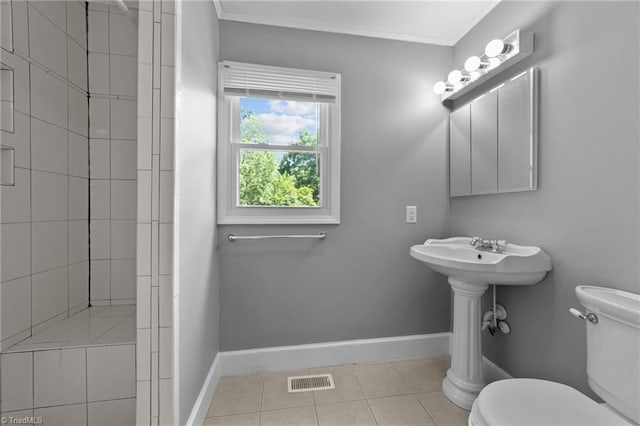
217, 332, 451, 376
186, 354, 222, 426
186, 332, 512, 425
482, 356, 512, 382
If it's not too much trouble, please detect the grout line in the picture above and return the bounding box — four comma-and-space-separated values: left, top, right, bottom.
27, 0, 34, 342
259, 370, 266, 413
366, 399, 380, 426
352, 364, 380, 425
28, 2, 67, 37
390, 359, 414, 393
108, 51, 139, 59
64, 1, 69, 83
90, 93, 138, 101
25, 217, 78, 224
29, 114, 89, 139
13, 49, 89, 97
84, 0, 91, 310
414, 392, 441, 426
67, 17, 72, 319
85, 347, 88, 414
104, 4, 112, 300
311, 400, 319, 426
29, 399, 119, 414
32, 349, 35, 412
106, 133, 111, 302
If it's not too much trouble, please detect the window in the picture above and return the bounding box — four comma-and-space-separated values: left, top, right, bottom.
217, 61, 341, 224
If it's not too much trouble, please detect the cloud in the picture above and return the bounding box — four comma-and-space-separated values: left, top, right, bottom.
268, 100, 317, 116
257, 113, 316, 144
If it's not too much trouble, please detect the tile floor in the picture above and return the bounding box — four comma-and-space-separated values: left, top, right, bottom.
205, 355, 469, 426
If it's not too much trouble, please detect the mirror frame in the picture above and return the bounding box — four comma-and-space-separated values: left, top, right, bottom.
449, 67, 539, 197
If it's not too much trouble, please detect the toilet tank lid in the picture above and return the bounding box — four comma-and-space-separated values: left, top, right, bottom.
576, 286, 640, 328
474, 379, 631, 426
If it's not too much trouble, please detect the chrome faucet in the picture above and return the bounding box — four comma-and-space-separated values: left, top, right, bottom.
470, 237, 506, 253
470, 236, 483, 247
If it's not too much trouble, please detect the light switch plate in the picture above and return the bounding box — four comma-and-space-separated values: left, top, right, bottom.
406, 206, 417, 223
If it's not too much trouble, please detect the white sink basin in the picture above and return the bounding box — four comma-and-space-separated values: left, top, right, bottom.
409, 236, 553, 410
410, 237, 552, 285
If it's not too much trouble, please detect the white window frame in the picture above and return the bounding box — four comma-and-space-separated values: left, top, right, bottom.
217, 62, 341, 225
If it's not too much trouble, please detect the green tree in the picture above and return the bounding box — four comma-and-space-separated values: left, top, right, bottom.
238, 109, 318, 206
279, 130, 320, 202
240, 109, 268, 144
239, 150, 316, 206
271, 173, 316, 206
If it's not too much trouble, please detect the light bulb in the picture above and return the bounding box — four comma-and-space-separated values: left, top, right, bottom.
433, 81, 452, 95
447, 70, 469, 85
485, 39, 511, 57
464, 56, 489, 72
469, 71, 481, 82
447, 70, 461, 84
486, 57, 501, 70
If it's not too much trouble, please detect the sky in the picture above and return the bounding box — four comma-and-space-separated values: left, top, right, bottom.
240, 98, 318, 145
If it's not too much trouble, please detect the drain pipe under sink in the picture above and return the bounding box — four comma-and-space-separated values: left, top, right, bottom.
482, 285, 511, 335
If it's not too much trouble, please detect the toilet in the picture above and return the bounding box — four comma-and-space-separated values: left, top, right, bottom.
469, 285, 640, 426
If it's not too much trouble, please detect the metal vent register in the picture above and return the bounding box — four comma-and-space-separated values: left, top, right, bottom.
287, 374, 335, 393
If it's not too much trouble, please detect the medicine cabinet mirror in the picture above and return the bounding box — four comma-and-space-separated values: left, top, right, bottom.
449, 67, 538, 197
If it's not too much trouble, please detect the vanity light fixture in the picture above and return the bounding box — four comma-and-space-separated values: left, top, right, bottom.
434, 29, 533, 102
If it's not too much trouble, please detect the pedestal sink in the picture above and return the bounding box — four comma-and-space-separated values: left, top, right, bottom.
410, 237, 552, 410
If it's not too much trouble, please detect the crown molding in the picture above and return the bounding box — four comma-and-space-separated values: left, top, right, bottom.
218, 11, 454, 45
212, 0, 222, 19
213, 0, 501, 46
449, 0, 502, 45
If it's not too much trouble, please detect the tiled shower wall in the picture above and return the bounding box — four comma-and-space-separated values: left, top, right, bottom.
87, 2, 138, 305
0, 1, 90, 350
136, 1, 175, 424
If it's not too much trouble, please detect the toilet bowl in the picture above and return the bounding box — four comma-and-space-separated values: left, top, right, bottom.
469, 285, 640, 426
469, 378, 632, 425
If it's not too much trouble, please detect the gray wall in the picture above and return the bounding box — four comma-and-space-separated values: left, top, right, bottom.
218, 22, 453, 350
176, 1, 219, 423
450, 0, 640, 396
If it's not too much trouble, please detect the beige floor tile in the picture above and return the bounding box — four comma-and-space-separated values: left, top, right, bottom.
416, 391, 469, 426
260, 406, 318, 426
354, 362, 411, 398
368, 394, 435, 426
205, 412, 260, 426
316, 400, 376, 426
393, 357, 447, 393
310, 365, 365, 404
207, 374, 264, 416
261, 369, 314, 411
432, 355, 451, 376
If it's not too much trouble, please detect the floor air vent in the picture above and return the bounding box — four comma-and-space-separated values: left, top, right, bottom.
287, 374, 335, 393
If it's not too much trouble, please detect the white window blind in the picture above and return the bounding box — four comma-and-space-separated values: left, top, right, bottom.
221, 61, 339, 103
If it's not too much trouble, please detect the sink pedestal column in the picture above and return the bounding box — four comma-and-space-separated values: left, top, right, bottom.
442, 278, 489, 410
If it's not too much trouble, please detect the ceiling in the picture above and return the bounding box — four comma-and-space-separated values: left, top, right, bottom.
214, 0, 501, 46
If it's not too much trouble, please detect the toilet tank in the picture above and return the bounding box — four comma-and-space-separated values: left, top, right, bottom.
576, 286, 640, 424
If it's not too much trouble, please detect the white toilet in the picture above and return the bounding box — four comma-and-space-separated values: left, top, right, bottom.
469, 285, 640, 426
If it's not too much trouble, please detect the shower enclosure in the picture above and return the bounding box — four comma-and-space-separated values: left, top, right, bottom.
0, 1, 145, 423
